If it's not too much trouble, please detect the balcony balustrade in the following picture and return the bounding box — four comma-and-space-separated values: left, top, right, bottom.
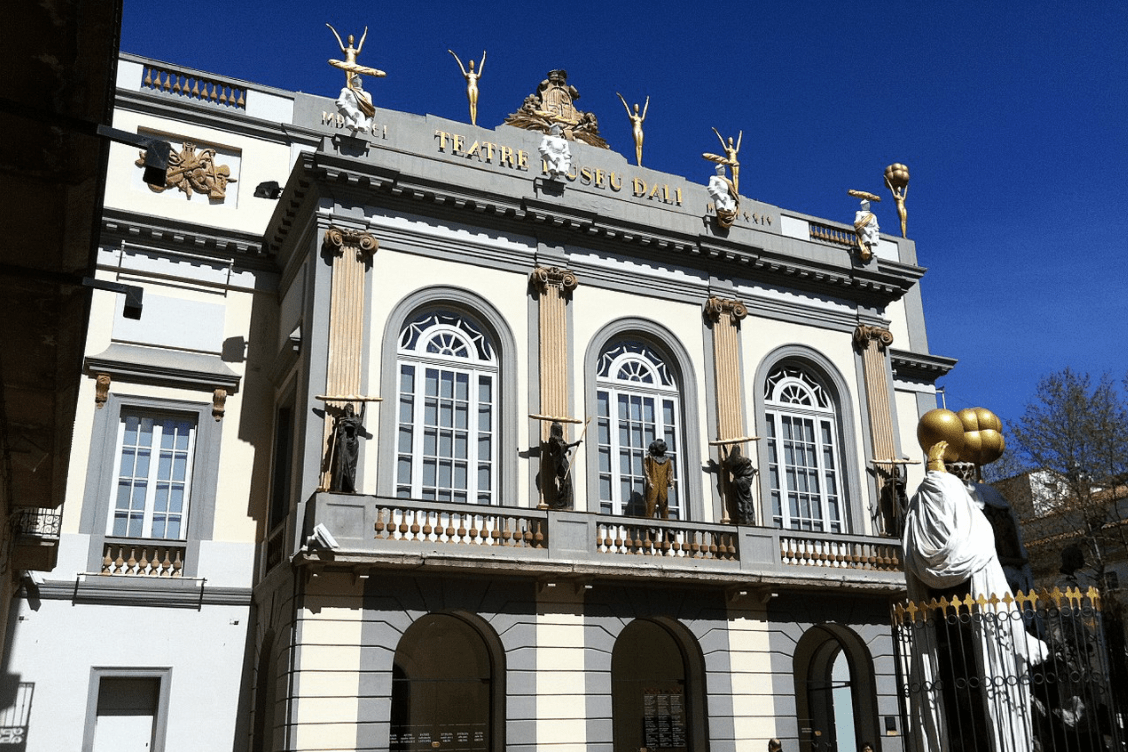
304, 493, 904, 591
101, 539, 186, 577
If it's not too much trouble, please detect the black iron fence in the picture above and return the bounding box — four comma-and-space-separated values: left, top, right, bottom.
893, 587, 1124, 752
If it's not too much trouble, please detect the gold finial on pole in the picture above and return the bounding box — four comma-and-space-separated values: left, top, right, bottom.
616, 93, 649, 166
448, 49, 486, 126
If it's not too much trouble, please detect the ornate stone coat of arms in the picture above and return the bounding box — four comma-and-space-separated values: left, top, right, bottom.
503, 70, 609, 149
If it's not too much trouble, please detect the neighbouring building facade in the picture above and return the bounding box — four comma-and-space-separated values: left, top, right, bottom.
1, 52, 956, 752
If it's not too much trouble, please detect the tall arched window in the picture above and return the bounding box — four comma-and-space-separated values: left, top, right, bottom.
764, 364, 846, 532
595, 341, 682, 518
396, 310, 497, 503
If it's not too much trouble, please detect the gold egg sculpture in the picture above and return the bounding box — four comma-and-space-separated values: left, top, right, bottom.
916, 409, 966, 462
957, 407, 1005, 466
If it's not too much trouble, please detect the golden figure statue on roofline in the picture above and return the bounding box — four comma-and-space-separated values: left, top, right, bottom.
326, 23, 386, 135
448, 49, 486, 126
703, 128, 742, 195
616, 93, 649, 166
884, 162, 910, 238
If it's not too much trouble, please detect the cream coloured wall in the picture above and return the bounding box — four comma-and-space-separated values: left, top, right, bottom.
535, 591, 589, 752
289, 574, 366, 750
726, 605, 782, 746
884, 296, 911, 350
895, 389, 930, 493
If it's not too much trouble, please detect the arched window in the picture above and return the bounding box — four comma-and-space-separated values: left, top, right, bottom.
764, 364, 846, 532
390, 613, 501, 752
595, 341, 682, 518
396, 310, 497, 503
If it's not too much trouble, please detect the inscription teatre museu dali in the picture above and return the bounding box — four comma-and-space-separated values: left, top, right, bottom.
434, 129, 685, 206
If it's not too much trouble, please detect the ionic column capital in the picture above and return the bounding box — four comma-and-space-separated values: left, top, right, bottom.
853, 324, 894, 352
323, 225, 378, 261
704, 296, 748, 324
530, 266, 578, 294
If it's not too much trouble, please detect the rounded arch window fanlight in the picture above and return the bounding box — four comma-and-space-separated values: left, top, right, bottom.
765, 364, 832, 410
598, 341, 676, 390
399, 310, 496, 365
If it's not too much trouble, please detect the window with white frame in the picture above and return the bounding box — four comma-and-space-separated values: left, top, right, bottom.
109, 411, 197, 539
764, 364, 847, 532
396, 310, 497, 503
595, 341, 682, 518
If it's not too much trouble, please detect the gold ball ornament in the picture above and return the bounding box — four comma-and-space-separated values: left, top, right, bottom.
884, 163, 910, 188
957, 407, 1006, 465
917, 409, 966, 462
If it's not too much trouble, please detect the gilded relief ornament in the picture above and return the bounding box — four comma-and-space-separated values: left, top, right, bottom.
884, 163, 909, 237
848, 189, 882, 261
327, 24, 386, 134
137, 142, 236, 200
448, 49, 486, 126
616, 93, 649, 166
503, 70, 609, 149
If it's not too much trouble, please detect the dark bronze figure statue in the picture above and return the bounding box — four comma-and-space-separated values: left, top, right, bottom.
643, 439, 674, 519
723, 445, 757, 525
330, 403, 363, 493
544, 421, 581, 509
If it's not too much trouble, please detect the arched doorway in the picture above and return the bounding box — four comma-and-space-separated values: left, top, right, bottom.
793, 624, 880, 752
612, 619, 707, 752
390, 613, 503, 752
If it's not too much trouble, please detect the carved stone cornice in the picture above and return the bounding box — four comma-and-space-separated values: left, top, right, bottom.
853, 324, 894, 352
268, 154, 927, 308
704, 296, 748, 324
889, 349, 958, 383
323, 225, 378, 261
530, 266, 578, 294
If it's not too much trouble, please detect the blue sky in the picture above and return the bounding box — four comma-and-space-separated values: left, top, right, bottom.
121, 0, 1127, 430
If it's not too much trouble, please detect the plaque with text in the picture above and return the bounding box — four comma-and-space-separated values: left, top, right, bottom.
642, 686, 687, 751
389, 722, 487, 751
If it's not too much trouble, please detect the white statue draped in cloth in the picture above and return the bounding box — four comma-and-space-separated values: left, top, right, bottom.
902, 439, 1047, 752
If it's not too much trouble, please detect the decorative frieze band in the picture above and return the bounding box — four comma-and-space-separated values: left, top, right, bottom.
703, 296, 748, 325
853, 324, 894, 352
530, 266, 579, 294
323, 225, 379, 261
